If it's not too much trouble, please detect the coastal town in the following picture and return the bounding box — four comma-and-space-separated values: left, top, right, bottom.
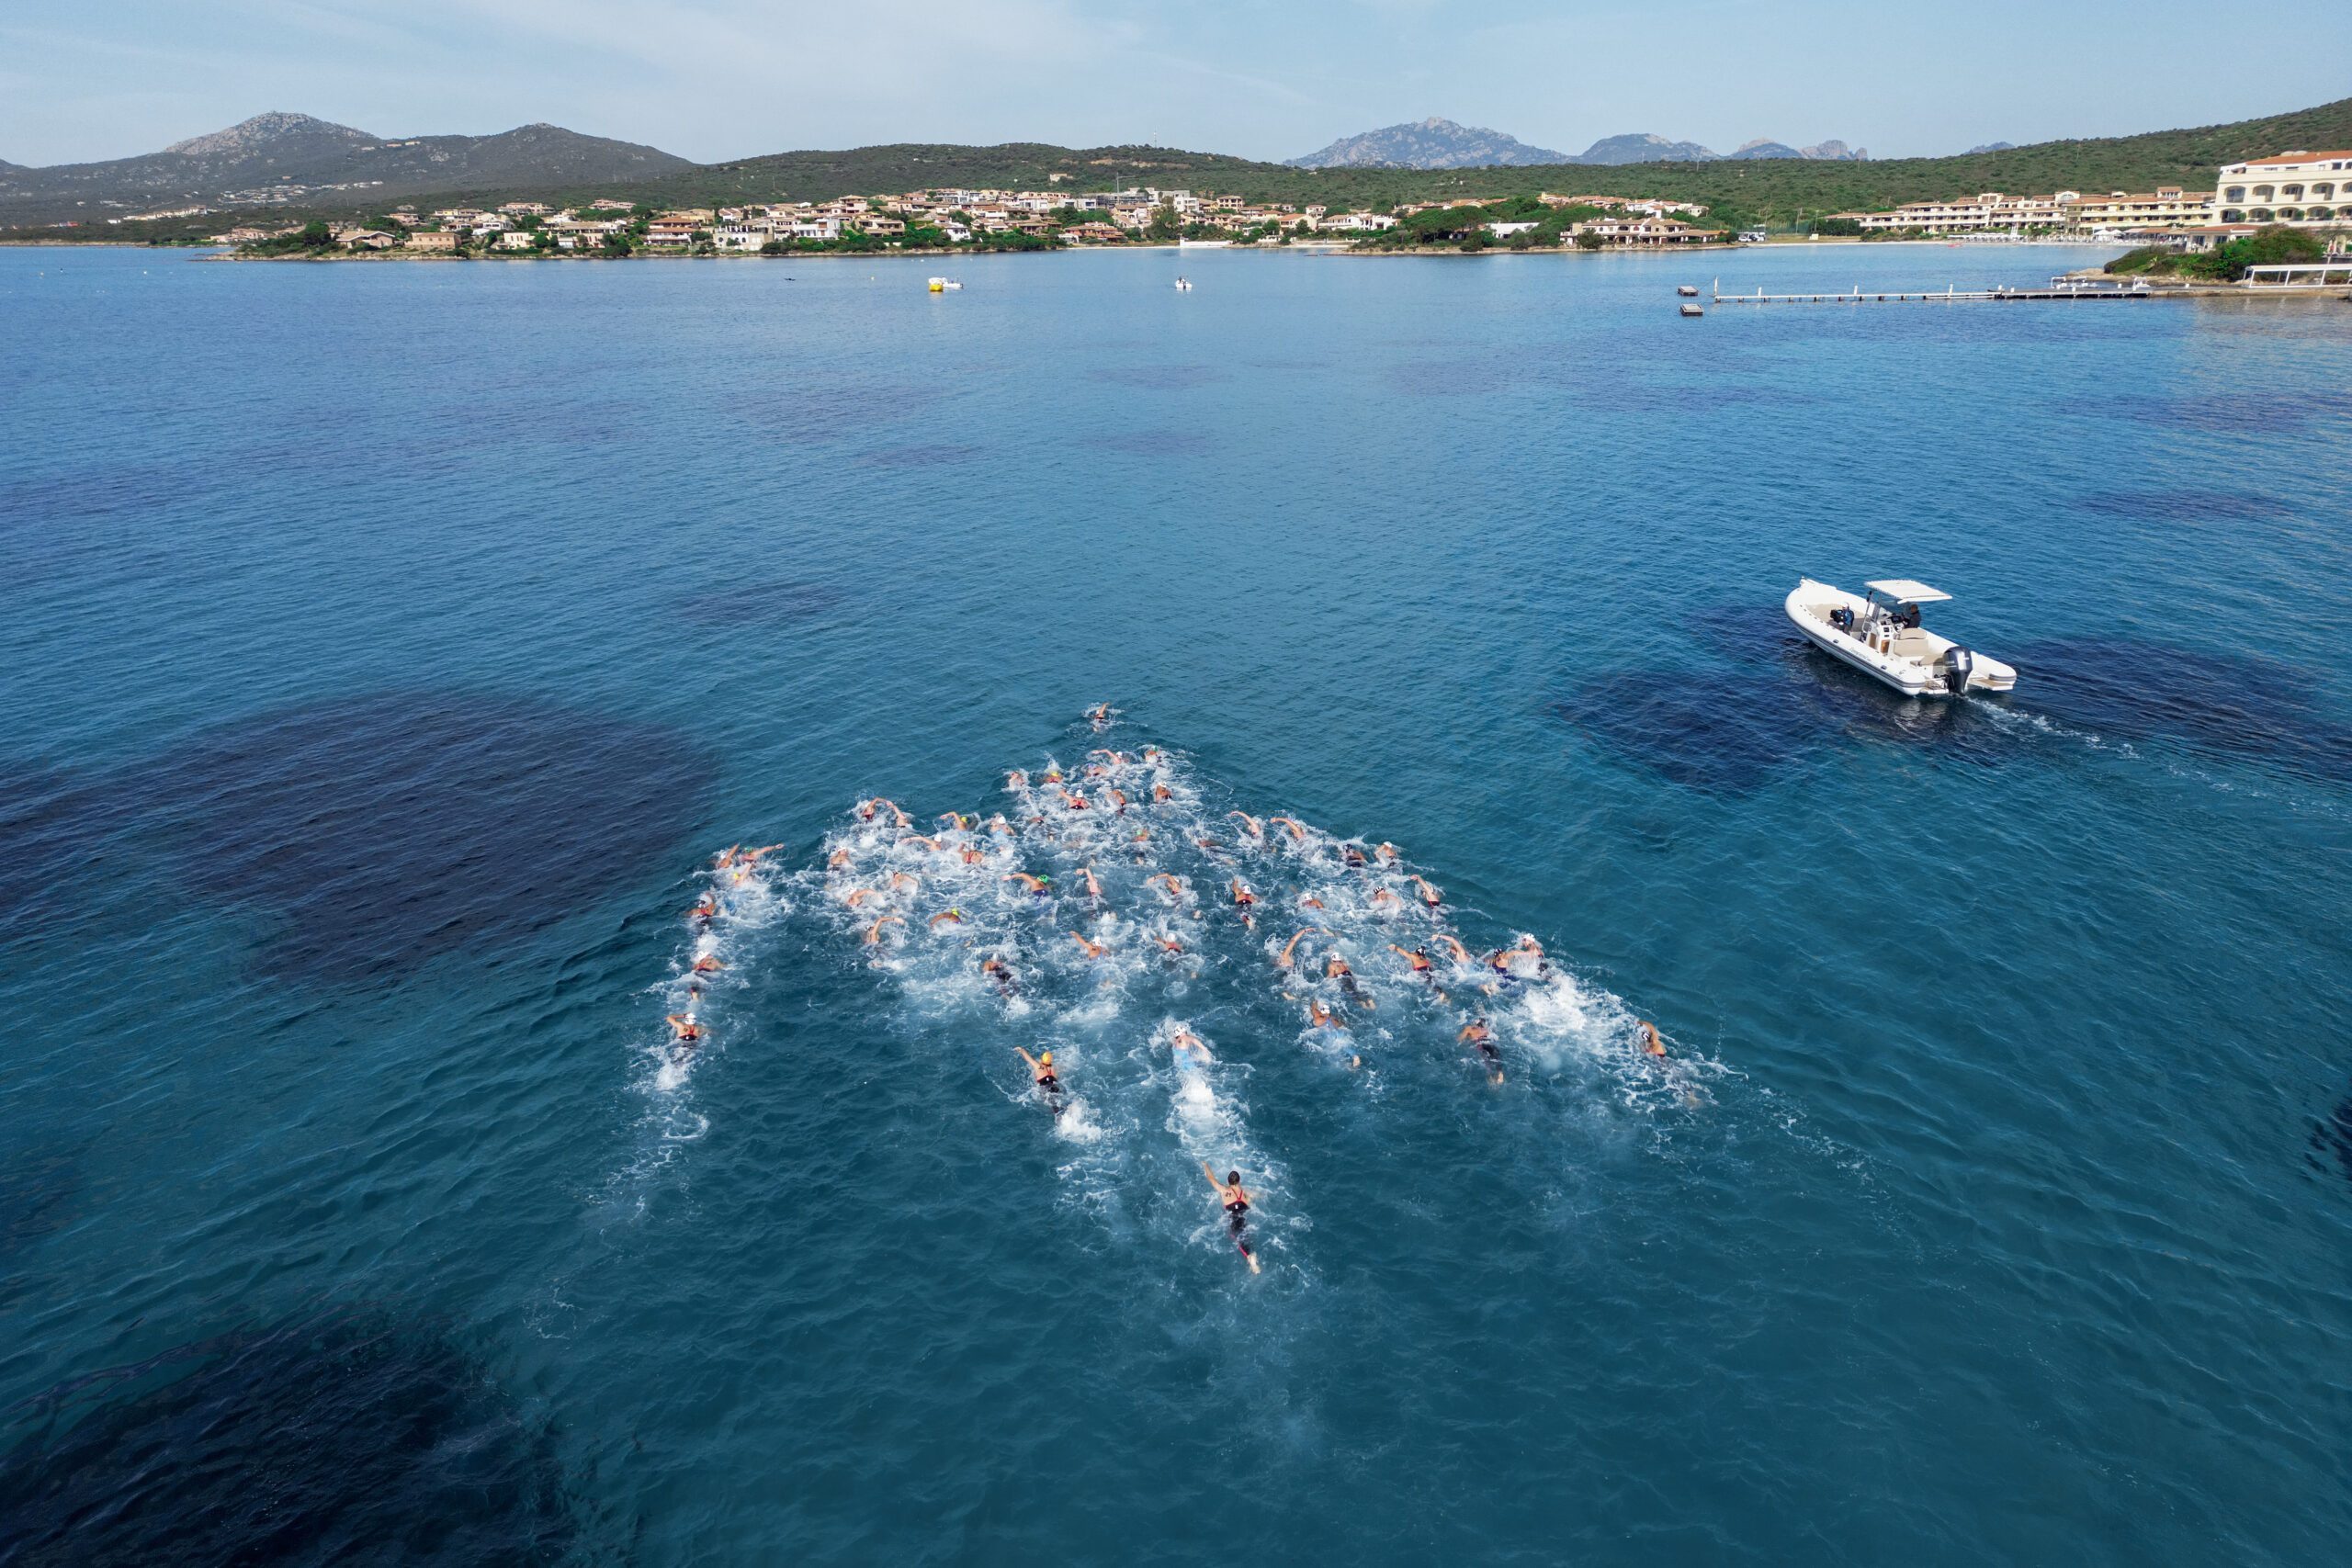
214, 183, 1746, 256
202, 145, 2352, 262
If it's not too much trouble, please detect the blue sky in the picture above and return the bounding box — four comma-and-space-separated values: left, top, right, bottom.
5, 0, 2348, 167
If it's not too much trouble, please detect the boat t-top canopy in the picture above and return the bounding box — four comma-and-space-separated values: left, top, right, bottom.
1864, 579, 1952, 605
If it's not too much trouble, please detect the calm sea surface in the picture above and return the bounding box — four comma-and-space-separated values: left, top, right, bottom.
3, 242, 2349, 1565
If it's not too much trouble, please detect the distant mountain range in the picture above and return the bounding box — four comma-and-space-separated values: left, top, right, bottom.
0, 112, 692, 223
1285, 118, 1567, 169
8, 94, 2349, 240
1288, 120, 1868, 168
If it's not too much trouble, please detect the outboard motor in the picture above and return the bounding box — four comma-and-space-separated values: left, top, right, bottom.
1941, 646, 1974, 694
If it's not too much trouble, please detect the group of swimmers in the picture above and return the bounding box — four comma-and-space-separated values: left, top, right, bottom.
662, 842, 785, 1064
810, 710, 1685, 1271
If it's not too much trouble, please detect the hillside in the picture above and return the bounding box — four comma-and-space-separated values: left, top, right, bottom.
16, 94, 2350, 243
1287, 118, 1569, 170
585, 96, 2352, 224
0, 112, 693, 226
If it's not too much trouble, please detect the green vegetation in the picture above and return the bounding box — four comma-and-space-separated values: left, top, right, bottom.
239, 220, 339, 255
26, 94, 2349, 254
1359, 194, 1614, 251
560, 95, 2352, 228
2105, 223, 2328, 280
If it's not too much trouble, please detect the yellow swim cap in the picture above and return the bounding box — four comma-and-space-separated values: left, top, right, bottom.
1040, 1051, 1053, 1066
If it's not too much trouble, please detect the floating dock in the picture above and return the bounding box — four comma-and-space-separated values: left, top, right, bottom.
1711, 276, 2164, 305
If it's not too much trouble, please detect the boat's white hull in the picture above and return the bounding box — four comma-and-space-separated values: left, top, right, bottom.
1783, 579, 2015, 697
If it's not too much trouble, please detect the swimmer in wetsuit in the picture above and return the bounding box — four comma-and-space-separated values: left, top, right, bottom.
1014, 1046, 1064, 1103
1203, 1164, 1261, 1273
1326, 953, 1374, 1010
1459, 1018, 1504, 1084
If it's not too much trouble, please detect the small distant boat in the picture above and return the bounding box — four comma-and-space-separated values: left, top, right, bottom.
1174, 276, 1193, 291
927, 276, 962, 292
1679, 302, 1704, 317
1784, 578, 2017, 697
1677, 284, 1700, 297
1177, 238, 1231, 249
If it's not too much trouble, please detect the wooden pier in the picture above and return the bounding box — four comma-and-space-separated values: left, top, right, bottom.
1711, 276, 2164, 305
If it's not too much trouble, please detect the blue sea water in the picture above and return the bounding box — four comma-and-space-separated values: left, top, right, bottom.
2, 241, 2349, 1565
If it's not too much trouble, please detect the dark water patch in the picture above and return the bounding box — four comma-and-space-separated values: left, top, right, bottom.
1789, 653, 2023, 766
1687, 604, 1809, 666
1089, 365, 1227, 390
0, 1146, 83, 1280
1382, 357, 1526, 397
734, 378, 947, 443
1081, 429, 1216, 457
2309, 1090, 2352, 1186
2015, 638, 2352, 782
0, 1308, 575, 1566
2061, 389, 2352, 437
136, 692, 717, 980
1553, 674, 1811, 794
1688, 607, 2028, 763
673, 577, 846, 626
0, 764, 125, 931
0, 457, 231, 532
856, 442, 985, 468
1571, 380, 1819, 414
1561, 640, 2033, 790
2072, 491, 2291, 525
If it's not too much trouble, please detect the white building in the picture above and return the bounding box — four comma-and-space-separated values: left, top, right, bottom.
2064, 186, 2215, 231
2214, 152, 2351, 227
1840, 191, 2069, 233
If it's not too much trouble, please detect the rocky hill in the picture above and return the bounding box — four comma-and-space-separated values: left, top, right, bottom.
1575, 133, 1718, 164
1287, 118, 1568, 169
0, 112, 692, 225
